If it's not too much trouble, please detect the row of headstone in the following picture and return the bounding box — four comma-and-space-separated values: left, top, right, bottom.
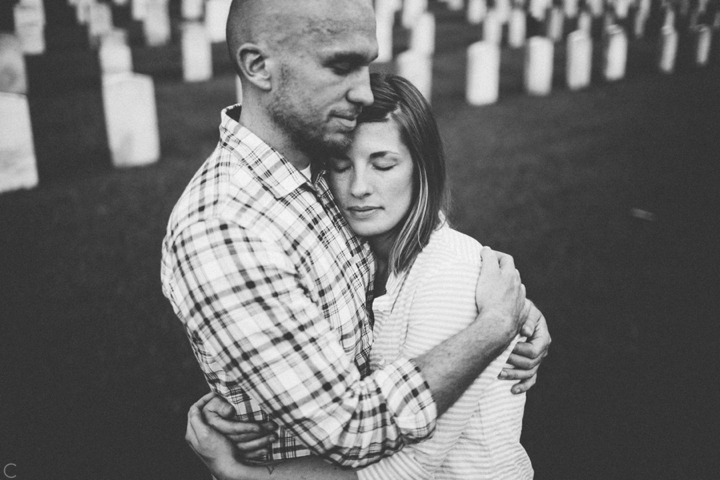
0, 32, 38, 194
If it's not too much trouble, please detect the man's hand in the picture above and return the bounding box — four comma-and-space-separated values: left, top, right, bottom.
202, 393, 278, 462
474, 247, 527, 343
499, 300, 551, 394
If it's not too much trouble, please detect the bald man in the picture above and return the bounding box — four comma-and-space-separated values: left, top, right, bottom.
162, 0, 549, 470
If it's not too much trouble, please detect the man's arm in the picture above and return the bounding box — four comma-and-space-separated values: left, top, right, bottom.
413, 247, 527, 416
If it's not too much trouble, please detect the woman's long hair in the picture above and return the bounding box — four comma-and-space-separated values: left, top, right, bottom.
357, 72, 449, 274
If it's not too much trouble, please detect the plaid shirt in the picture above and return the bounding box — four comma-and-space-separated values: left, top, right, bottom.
161, 106, 436, 468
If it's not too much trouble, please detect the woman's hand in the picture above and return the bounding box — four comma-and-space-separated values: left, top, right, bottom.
499, 299, 551, 394
186, 392, 245, 479
201, 394, 278, 462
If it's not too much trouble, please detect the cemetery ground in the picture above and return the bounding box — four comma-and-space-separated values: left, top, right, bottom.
3, 18, 720, 480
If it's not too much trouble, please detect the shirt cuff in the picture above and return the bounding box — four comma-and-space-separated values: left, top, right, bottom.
374, 356, 437, 443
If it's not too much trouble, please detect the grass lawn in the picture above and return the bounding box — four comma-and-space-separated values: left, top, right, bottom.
2, 5, 720, 480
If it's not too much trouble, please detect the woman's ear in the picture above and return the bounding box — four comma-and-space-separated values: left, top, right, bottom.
236, 43, 272, 91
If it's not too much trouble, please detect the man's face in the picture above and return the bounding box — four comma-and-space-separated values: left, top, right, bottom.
267, 2, 378, 161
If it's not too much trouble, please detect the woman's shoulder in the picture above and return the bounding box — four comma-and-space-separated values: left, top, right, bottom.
422, 222, 484, 268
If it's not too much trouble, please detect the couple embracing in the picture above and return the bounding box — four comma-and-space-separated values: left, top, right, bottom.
162, 1, 551, 479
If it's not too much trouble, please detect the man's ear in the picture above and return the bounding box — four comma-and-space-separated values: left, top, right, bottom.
236, 43, 272, 91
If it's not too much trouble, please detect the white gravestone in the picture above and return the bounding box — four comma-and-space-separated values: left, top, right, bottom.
410, 13, 435, 56
397, 50, 432, 102
663, 7, 676, 29
445, 0, 464, 11
587, 0, 604, 18
89, 2, 114, 46
603, 25, 627, 81
563, 0, 579, 18
524, 36, 554, 96
633, 6, 649, 38
529, 0, 550, 21
182, 0, 204, 20
18, 0, 45, 24
74, 0, 93, 25
0, 93, 38, 194
483, 10, 502, 45
182, 22, 213, 82
467, 0, 487, 25
466, 41, 500, 105
614, 0, 630, 19
693, 25, 712, 66
13, 4, 45, 55
578, 10, 593, 34
205, 0, 232, 43
495, 0, 511, 24
236, 75, 243, 105
0, 34, 27, 95
144, 0, 171, 47
133, 0, 150, 21
566, 30, 592, 90
547, 6, 565, 42
102, 73, 160, 167
402, 0, 427, 29
658, 25, 678, 74
99, 29, 133, 75
508, 8, 527, 48
375, 1, 395, 63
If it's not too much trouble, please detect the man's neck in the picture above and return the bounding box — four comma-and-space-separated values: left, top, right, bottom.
238, 105, 311, 171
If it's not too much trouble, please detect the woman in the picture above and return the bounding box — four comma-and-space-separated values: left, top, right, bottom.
186, 73, 534, 479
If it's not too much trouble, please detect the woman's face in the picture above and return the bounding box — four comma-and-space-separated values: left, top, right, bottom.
327, 120, 414, 242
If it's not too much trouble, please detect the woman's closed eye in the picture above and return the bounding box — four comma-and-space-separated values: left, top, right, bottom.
329, 159, 351, 173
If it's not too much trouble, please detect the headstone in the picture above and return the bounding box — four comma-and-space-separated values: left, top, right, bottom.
144, 0, 171, 47
88, 2, 114, 46
587, 0, 604, 18
0, 92, 39, 194
182, 0, 204, 20
402, 0, 427, 29
563, 0, 579, 18
99, 29, 133, 75
375, 1, 395, 63
692, 25, 712, 66
236, 75, 243, 105
0, 34, 27, 95
410, 12, 435, 56
547, 6, 565, 42
132, 0, 150, 21
483, 10, 502, 45
181, 22, 213, 82
445, 0, 465, 11
614, 0, 630, 19
524, 36, 554, 96
578, 10, 593, 34
495, 0, 511, 24
529, 0, 550, 21
566, 30, 592, 90
466, 41, 500, 105
663, 6, 676, 29
467, 0, 487, 25
508, 8, 527, 48
603, 25, 627, 81
74, 0, 94, 25
205, 0, 232, 43
396, 50, 432, 102
13, 4, 45, 55
658, 25, 678, 73
102, 73, 160, 167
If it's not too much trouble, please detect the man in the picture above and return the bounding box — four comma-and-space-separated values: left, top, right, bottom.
162, 0, 550, 470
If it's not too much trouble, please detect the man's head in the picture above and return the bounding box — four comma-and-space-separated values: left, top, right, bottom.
226, 0, 378, 166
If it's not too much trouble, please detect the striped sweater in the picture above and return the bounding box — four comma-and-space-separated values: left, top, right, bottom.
358, 223, 533, 480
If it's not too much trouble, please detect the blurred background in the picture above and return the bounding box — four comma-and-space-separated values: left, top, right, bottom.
1, 1, 720, 479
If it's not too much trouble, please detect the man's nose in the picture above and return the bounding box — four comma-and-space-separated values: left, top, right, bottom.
347, 67, 374, 107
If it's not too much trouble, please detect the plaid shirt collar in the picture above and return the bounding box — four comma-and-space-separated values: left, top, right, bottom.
219, 105, 321, 199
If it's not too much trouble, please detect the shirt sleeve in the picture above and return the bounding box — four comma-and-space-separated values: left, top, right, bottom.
164, 219, 437, 468
358, 253, 519, 480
